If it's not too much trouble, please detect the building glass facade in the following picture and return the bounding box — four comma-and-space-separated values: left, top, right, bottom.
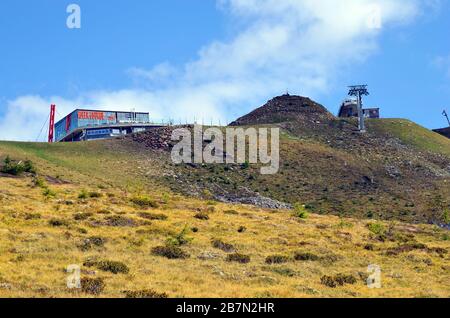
55, 109, 151, 142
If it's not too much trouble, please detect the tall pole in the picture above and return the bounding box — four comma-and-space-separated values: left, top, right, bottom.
443, 110, 450, 126
48, 104, 56, 143
348, 85, 369, 133
357, 92, 365, 132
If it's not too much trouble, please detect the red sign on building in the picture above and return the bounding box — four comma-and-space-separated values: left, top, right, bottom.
78, 111, 105, 120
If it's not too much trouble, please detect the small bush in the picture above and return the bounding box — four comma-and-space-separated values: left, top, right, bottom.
386, 243, 428, 256
48, 218, 69, 227
1, 156, 36, 176
124, 289, 168, 298
138, 212, 168, 221
320, 274, 357, 288
87, 236, 107, 248
294, 252, 320, 262
367, 223, 386, 235
443, 209, 450, 224
212, 239, 235, 252
73, 212, 93, 221
320, 254, 341, 265
293, 203, 309, 219
131, 196, 159, 208
23, 160, 36, 174
96, 260, 129, 274
334, 274, 357, 285
88, 191, 102, 198
270, 267, 295, 277
42, 188, 56, 198
364, 244, 375, 251
151, 246, 190, 259
32, 176, 47, 189
104, 215, 138, 227
237, 226, 246, 233
226, 253, 251, 264
265, 255, 289, 264
24, 213, 41, 220
81, 277, 105, 295
166, 226, 192, 246
320, 275, 337, 288
78, 189, 88, 199
194, 212, 210, 220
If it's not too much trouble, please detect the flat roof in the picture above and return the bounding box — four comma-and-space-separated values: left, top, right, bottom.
56, 109, 150, 126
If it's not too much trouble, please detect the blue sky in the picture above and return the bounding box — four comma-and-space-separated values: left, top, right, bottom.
0, 0, 450, 141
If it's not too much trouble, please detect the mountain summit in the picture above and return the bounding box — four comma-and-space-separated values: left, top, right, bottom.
230, 94, 335, 126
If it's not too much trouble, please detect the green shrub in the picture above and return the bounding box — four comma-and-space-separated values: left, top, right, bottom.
80, 277, 105, 295
166, 226, 192, 246
334, 274, 357, 285
270, 267, 295, 277
293, 203, 309, 219
104, 215, 138, 227
48, 218, 69, 227
23, 160, 36, 174
1, 156, 36, 176
212, 239, 235, 252
194, 212, 210, 220
32, 176, 47, 189
265, 255, 289, 264
294, 252, 320, 262
86, 236, 107, 248
88, 191, 102, 198
320, 275, 337, 288
130, 195, 159, 208
73, 212, 93, 221
138, 212, 168, 221
42, 188, 56, 198
443, 209, 450, 224
367, 223, 386, 235
227, 253, 251, 264
151, 246, 190, 259
124, 289, 168, 298
320, 274, 357, 288
24, 213, 41, 220
78, 189, 88, 199
96, 260, 129, 274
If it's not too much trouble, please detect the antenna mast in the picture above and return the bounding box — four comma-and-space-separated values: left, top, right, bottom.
348, 85, 369, 132
443, 110, 450, 126
48, 104, 56, 143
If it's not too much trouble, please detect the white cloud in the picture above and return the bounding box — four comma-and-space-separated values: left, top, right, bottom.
0, 0, 431, 141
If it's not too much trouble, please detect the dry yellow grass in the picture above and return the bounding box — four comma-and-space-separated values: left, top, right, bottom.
0, 175, 448, 298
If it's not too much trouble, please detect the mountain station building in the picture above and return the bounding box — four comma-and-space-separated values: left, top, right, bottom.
54, 109, 163, 142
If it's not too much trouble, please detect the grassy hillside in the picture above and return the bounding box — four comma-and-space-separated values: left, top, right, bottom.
0, 174, 448, 298
162, 119, 450, 223
0, 116, 449, 298
369, 119, 450, 157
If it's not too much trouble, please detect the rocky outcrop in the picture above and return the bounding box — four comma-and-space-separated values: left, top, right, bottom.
124, 125, 193, 151
229, 94, 335, 126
